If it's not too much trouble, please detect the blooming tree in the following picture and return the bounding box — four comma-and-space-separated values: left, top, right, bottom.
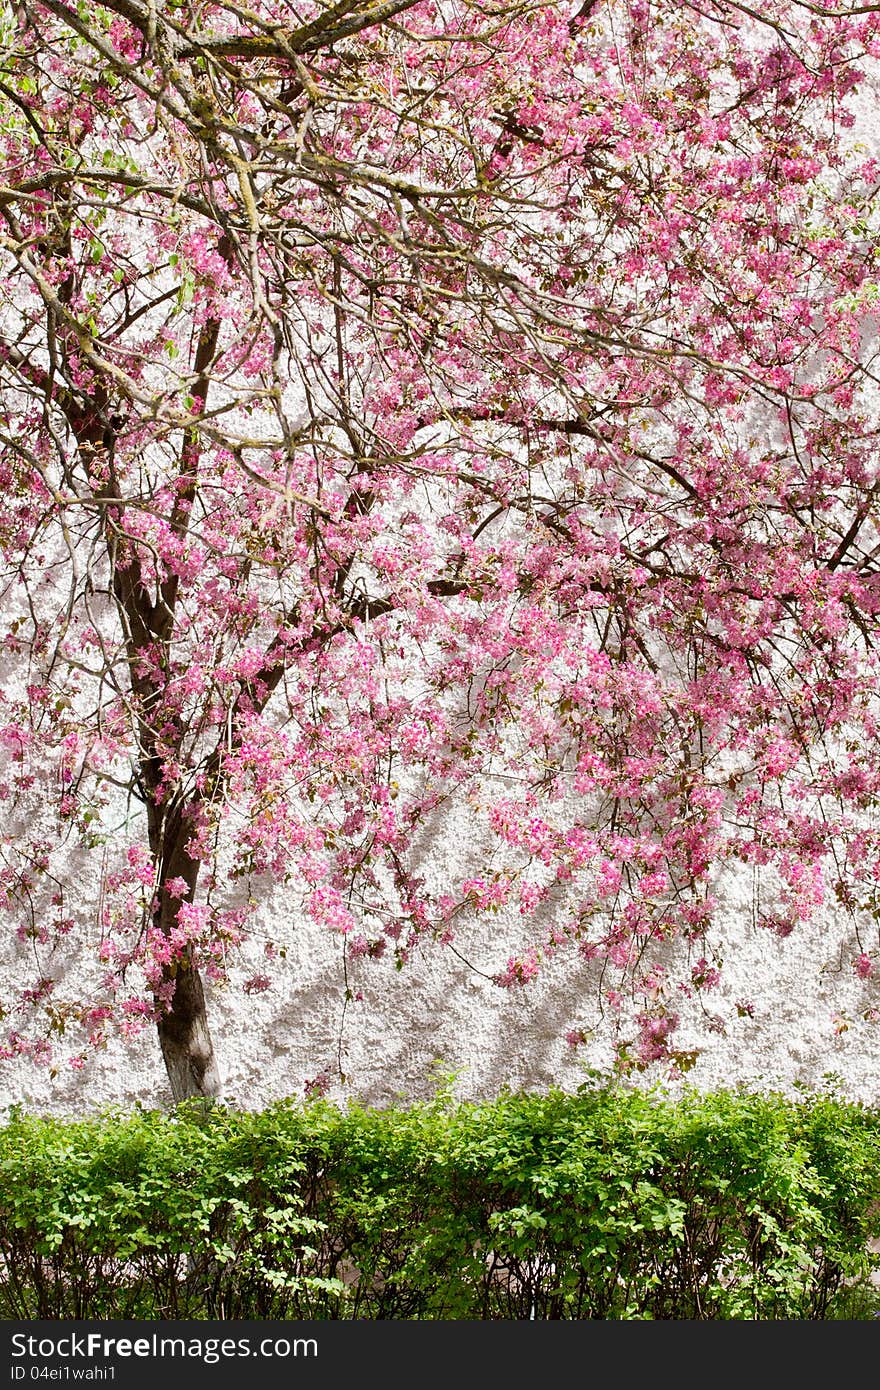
2, 0, 880, 1101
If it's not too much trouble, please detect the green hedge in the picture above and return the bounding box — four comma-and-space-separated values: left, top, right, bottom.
1, 1081, 878, 1319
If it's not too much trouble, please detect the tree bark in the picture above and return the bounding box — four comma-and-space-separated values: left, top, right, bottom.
150, 810, 221, 1104
157, 959, 221, 1103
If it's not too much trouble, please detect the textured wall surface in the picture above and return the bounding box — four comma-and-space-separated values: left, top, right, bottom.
3, 43, 880, 1123
2, 850, 877, 1116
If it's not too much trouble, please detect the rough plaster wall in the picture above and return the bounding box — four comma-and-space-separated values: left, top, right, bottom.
2, 663, 878, 1116
1, 842, 877, 1117
3, 57, 880, 1123
3, 458, 880, 1117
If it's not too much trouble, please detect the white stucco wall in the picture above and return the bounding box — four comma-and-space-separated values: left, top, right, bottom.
1, 843, 877, 1117
2, 19, 880, 1123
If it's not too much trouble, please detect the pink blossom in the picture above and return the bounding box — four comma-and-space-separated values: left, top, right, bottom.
4, 0, 880, 1100
243, 974, 271, 994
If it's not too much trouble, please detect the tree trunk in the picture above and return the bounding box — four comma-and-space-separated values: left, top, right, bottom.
157, 957, 221, 1103
150, 809, 221, 1104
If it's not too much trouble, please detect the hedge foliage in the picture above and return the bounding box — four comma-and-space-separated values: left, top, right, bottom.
1, 1080, 879, 1319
